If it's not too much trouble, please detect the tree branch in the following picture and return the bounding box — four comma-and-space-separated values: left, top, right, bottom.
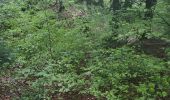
156, 12, 170, 26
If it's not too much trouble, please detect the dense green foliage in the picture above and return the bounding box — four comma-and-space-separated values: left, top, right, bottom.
0, 0, 170, 99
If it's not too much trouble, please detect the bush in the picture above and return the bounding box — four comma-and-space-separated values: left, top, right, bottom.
85, 47, 169, 99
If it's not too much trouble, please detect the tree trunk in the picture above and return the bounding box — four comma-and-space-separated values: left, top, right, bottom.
145, 0, 157, 19
110, 0, 121, 11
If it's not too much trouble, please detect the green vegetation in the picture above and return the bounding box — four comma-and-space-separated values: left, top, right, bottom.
0, 0, 170, 99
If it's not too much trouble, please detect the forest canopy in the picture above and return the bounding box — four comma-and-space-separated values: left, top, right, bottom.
0, 0, 170, 99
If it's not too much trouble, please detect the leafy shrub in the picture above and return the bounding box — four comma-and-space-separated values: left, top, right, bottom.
85, 47, 169, 99
0, 0, 170, 100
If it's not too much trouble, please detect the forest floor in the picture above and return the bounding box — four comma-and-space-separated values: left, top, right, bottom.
0, 76, 98, 100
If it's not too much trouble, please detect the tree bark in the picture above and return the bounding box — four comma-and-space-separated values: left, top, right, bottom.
110, 0, 121, 11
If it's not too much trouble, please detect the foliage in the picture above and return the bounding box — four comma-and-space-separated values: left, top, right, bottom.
85, 47, 169, 99
0, 0, 170, 100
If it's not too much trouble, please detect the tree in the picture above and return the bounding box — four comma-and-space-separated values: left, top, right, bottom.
110, 0, 121, 11
0, 41, 12, 67
145, 0, 157, 19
